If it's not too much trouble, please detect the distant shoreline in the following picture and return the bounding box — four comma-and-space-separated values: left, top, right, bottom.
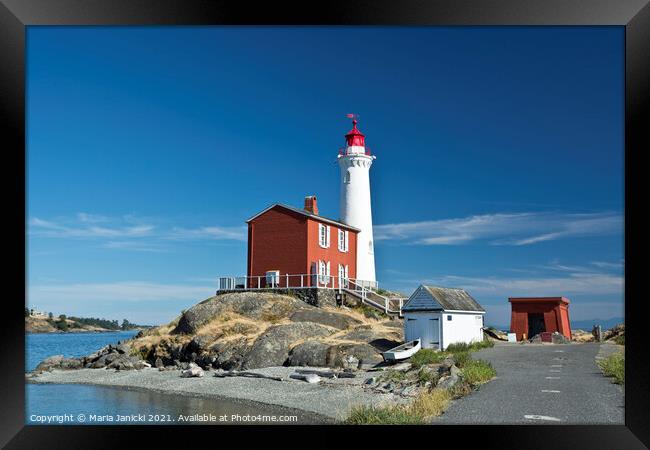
26, 328, 146, 335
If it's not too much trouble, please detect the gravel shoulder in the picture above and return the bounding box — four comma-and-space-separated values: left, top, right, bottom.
433, 342, 624, 424
29, 366, 405, 421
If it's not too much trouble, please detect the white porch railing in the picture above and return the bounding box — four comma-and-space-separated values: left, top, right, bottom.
217, 274, 374, 291
216, 274, 405, 315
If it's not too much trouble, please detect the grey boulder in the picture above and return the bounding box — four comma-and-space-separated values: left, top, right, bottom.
243, 322, 333, 369
289, 309, 361, 330
288, 340, 330, 367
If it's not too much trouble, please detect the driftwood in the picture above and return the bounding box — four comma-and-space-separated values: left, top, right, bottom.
213, 371, 282, 381
294, 369, 357, 379
289, 373, 321, 383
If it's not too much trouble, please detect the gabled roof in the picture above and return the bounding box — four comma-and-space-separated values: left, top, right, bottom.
402, 285, 485, 313
246, 203, 360, 232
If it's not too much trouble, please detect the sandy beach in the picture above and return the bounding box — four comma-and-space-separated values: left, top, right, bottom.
29, 367, 406, 421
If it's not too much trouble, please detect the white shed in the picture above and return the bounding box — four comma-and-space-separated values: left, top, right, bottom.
402, 285, 486, 350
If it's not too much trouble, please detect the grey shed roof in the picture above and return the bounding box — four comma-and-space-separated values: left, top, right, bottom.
402, 285, 485, 312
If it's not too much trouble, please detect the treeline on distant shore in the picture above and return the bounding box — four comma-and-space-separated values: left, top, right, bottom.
67, 316, 147, 331
25, 308, 150, 332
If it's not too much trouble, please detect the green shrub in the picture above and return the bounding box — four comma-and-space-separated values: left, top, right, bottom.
453, 351, 472, 368
445, 342, 470, 353
461, 359, 496, 386
345, 405, 425, 425
598, 352, 624, 384
353, 304, 387, 320
447, 340, 493, 354
410, 349, 448, 368
54, 319, 69, 331
417, 367, 437, 385
471, 340, 494, 350
614, 335, 625, 345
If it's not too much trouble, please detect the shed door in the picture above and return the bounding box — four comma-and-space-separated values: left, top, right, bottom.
405, 314, 440, 350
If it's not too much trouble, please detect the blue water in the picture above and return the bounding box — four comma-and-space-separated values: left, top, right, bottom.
26, 331, 323, 424
26, 330, 139, 372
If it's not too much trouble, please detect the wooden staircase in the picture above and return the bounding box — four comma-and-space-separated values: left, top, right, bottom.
342, 285, 406, 317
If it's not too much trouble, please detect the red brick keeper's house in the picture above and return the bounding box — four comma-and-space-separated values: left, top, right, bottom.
245, 196, 359, 289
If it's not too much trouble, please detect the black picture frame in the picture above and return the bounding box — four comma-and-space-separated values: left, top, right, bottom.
2, 0, 647, 447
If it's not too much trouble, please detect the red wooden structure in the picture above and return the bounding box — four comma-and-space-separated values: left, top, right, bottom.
508, 297, 572, 341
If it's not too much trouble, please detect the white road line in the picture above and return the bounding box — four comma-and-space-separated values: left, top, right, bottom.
551, 364, 563, 367
545, 376, 561, 379
549, 370, 562, 372
525, 415, 562, 422
541, 390, 561, 393
554, 350, 565, 353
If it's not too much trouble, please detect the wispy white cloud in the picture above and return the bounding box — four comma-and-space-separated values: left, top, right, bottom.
102, 241, 168, 253
28, 214, 247, 250
77, 212, 109, 223
29, 217, 154, 239
417, 272, 624, 297
167, 226, 247, 242
374, 211, 622, 246
590, 260, 624, 270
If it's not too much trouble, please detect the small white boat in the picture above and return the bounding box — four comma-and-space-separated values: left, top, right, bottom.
382, 339, 421, 362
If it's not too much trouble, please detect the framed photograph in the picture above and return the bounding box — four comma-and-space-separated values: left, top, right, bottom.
2, 0, 647, 447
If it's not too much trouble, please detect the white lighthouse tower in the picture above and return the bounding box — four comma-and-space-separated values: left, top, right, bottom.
338, 115, 376, 287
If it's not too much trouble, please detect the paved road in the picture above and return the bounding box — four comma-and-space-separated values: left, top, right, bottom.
434, 342, 624, 424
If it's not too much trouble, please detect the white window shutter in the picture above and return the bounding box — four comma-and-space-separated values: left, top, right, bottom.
344, 231, 349, 252
326, 226, 331, 248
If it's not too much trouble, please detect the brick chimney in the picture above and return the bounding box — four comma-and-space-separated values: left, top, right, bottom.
304, 196, 318, 215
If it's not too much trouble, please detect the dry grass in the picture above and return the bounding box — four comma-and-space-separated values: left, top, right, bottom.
196, 313, 278, 344
408, 388, 452, 418
345, 388, 452, 424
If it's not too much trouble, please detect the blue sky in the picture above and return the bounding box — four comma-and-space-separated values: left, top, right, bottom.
27, 26, 624, 326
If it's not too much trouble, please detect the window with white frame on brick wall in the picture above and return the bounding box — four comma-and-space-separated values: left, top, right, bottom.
319, 224, 330, 248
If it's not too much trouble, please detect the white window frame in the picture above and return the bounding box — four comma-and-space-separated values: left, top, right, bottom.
319, 224, 330, 248
338, 264, 349, 288
318, 260, 330, 286
338, 229, 349, 252
265, 270, 280, 288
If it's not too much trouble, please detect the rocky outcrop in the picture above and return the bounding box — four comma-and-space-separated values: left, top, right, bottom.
289, 309, 362, 330
33, 292, 407, 374
32, 341, 149, 373
33, 355, 83, 373
174, 292, 307, 334
243, 322, 334, 369
603, 324, 624, 341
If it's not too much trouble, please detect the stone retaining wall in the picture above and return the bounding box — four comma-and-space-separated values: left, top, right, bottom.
215, 288, 361, 308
